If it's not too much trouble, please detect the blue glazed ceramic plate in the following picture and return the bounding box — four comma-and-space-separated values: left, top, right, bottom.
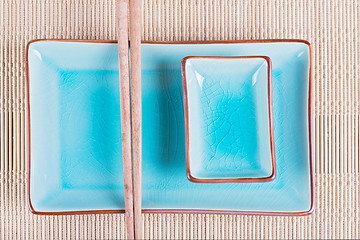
182, 56, 276, 183
27, 40, 313, 215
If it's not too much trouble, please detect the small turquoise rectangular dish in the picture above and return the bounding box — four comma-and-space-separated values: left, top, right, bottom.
27, 39, 313, 215
181, 56, 276, 183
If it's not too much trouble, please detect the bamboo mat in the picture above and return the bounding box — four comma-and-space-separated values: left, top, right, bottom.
1, 0, 359, 239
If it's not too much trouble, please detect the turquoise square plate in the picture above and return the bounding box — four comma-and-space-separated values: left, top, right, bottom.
182, 56, 276, 183
27, 39, 313, 215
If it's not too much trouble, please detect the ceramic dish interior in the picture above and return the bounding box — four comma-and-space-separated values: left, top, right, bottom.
182, 56, 275, 183
27, 41, 125, 214
27, 39, 312, 215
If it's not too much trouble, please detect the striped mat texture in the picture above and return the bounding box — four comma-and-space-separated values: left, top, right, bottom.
1, 0, 359, 239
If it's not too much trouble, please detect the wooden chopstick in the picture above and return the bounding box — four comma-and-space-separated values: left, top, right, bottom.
129, 0, 143, 238
116, 0, 135, 239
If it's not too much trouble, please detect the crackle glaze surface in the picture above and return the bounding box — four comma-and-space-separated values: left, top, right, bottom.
28, 42, 124, 212
28, 41, 311, 213
183, 57, 273, 180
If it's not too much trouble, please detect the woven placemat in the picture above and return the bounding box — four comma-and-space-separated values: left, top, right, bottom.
1, 0, 359, 239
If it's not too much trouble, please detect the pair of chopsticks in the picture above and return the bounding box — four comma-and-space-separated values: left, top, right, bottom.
116, 0, 142, 239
